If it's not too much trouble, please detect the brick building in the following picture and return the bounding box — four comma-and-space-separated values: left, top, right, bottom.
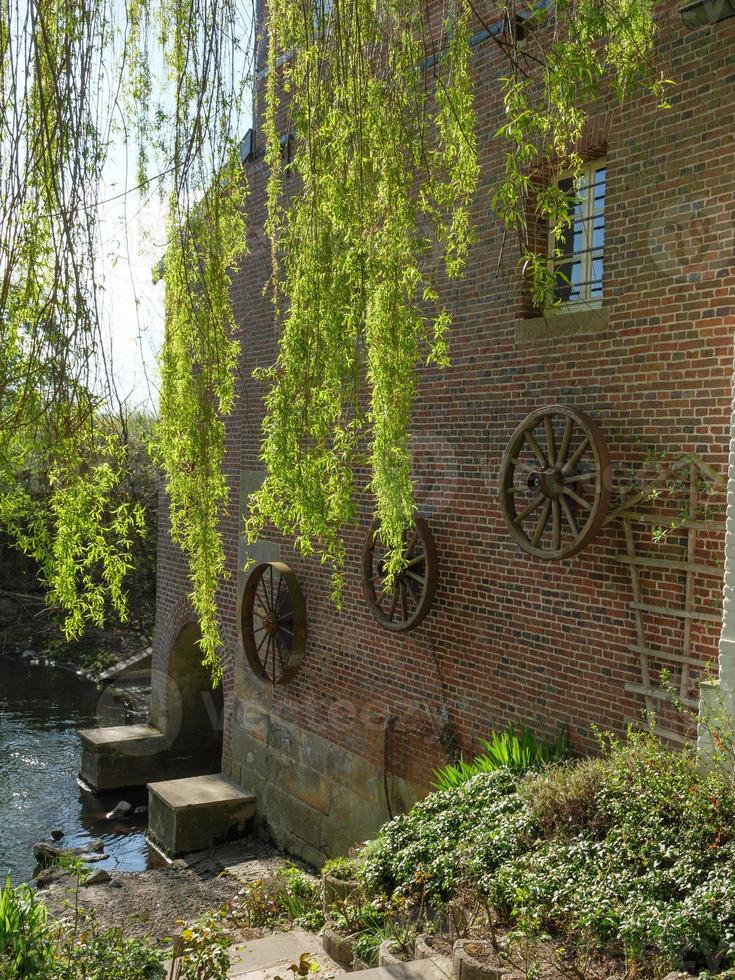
150, 0, 735, 864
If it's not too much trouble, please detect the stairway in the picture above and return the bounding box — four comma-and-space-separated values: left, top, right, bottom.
165, 928, 452, 980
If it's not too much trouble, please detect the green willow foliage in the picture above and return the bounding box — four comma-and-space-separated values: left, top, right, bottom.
1, 0, 249, 664
247, 0, 479, 595
1, 0, 665, 669
491, 0, 670, 307
154, 171, 247, 677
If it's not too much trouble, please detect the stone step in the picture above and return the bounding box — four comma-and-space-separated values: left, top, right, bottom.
148, 773, 256, 855
79, 724, 170, 791
351, 962, 451, 980
164, 926, 344, 979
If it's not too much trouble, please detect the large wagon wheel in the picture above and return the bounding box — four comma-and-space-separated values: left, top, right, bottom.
362, 516, 438, 632
500, 405, 611, 560
241, 562, 306, 684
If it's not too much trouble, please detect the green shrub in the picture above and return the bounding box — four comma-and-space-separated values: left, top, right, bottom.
49, 926, 163, 979
356, 727, 735, 973
359, 769, 527, 903
232, 866, 324, 932
322, 856, 361, 881
432, 723, 568, 791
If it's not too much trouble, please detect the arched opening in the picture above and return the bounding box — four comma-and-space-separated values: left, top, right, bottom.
150, 621, 224, 774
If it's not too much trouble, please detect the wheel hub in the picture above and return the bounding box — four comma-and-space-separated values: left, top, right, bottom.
528, 467, 565, 499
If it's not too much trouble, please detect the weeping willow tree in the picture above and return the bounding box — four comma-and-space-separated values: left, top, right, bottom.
246, 0, 670, 598
0, 0, 668, 673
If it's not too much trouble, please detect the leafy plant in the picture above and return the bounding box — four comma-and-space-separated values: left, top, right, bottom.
432, 724, 568, 791
230, 867, 324, 932
0, 876, 52, 978
173, 911, 230, 980
322, 857, 361, 881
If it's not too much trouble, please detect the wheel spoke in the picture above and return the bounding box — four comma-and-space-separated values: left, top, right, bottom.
524, 428, 548, 467
544, 415, 557, 466
256, 631, 268, 658
407, 552, 426, 568
274, 573, 285, 613
513, 492, 545, 523
563, 471, 594, 483
559, 494, 579, 536
511, 458, 537, 475
552, 499, 561, 550
531, 499, 552, 546
405, 529, 419, 555
257, 579, 272, 613
275, 636, 288, 673
562, 437, 590, 473
563, 486, 593, 510
557, 417, 574, 465
388, 590, 399, 621
404, 570, 425, 584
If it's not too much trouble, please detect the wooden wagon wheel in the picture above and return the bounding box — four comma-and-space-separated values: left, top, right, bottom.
241, 562, 306, 684
499, 405, 611, 560
362, 516, 438, 632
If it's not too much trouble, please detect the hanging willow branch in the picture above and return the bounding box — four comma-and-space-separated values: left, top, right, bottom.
246, 0, 666, 597
247, 0, 479, 595
1, 0, 667, 671
0, 0, 251, 667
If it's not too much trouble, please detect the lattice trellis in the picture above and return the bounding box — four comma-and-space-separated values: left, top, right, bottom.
604, 455, 727, 743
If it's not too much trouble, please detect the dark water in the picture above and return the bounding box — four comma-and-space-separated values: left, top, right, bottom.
0, 657, 155, 884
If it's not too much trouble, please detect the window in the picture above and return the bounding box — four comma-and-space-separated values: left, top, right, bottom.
550, 161, 606, 309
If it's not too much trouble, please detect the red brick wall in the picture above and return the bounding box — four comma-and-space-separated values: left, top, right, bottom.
154, 0, 735, 799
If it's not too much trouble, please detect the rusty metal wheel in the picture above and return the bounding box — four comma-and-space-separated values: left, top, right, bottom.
241, 562, 306, 684
362, 516, 438, 632
500, 405, 611, 560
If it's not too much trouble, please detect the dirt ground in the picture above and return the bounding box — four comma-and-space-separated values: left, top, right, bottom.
39, 837, 302, 945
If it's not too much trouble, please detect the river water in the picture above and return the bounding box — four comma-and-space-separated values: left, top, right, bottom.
0, 656, 154, 884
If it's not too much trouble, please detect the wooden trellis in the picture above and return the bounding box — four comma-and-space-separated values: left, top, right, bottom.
604, 455, 727, 743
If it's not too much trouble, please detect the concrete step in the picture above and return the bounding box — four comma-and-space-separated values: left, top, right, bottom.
351, 962, 451, 980
148, 773, 256, 855
164, 926, 344, 979
227, 928, 344, 979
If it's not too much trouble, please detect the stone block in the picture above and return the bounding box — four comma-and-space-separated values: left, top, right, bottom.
262, 784, 322, 850
79, 725, 171, 791
148, 773, 256, 855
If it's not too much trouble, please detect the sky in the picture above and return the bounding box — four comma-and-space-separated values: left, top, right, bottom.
96, 148, 168, 415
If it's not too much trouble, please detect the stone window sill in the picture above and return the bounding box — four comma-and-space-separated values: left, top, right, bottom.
515, 306, 610, 344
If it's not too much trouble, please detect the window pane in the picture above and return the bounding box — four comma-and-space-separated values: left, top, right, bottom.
550, 162, 605, 305
593, 168, 606, 207
554, 260, 581, 302
592, 217, 605, 250
591, 255, 603, 296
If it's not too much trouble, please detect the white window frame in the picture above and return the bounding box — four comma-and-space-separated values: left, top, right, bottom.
547, 158, 606, 313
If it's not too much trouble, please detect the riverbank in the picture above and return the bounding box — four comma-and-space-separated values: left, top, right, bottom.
37, 837, 308, 945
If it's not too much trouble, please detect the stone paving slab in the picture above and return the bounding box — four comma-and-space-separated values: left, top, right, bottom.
349, 962, 451, 980
227, 928, 339, 978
